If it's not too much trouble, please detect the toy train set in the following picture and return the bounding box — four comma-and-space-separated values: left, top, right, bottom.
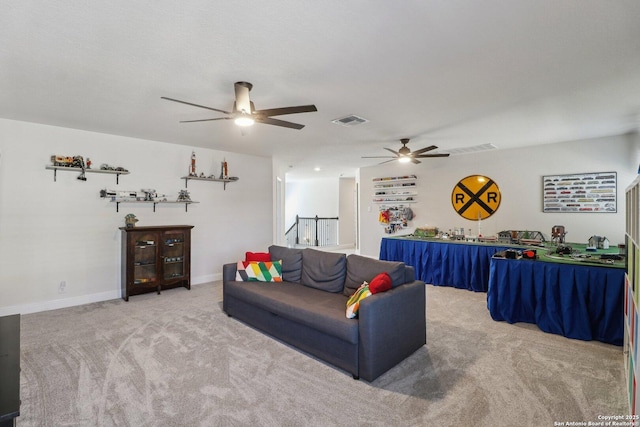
407, 225, 624, 268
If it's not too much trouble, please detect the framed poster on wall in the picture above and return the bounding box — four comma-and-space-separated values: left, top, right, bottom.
543, 171, 616, 213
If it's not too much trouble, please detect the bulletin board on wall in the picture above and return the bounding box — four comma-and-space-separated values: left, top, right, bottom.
542, 171, 616, 213
373, 175, 417, 234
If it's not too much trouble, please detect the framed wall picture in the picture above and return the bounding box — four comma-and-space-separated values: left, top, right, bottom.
542, 172, 616, 213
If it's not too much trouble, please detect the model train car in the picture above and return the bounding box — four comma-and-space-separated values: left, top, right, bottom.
497, 230, 547, 246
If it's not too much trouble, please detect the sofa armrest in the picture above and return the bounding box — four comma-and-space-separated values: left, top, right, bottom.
404, 265, 416, 283
223, 262, 237, 285
357, 280, 426, 381
222, 263, 238, 313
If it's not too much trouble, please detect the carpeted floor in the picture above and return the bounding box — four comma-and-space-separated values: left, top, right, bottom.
17, 282, 626, 426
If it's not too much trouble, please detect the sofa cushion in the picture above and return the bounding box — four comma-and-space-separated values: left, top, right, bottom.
225, 280, 358, 344
245, 251, 271, 262
269, 245, 303, 283
346, 283, 371, 318
344, 255, 406, 296
301, 249, 346, 293
369, 272, 392, 294
236, 260, 282, 282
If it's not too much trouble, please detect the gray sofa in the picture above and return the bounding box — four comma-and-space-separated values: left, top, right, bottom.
222, 245, 426, 382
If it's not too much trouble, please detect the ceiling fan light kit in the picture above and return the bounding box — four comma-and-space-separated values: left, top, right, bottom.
234, 116, 255, 127
362, 138, 450, 165
162, 81, 317, 130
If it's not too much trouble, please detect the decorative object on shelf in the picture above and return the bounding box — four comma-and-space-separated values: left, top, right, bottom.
189, 151, 197, 177
219, 159, 229, 179
177, 190, 191, 202
141, 189, 157, 201
51, 155, 81, 167
451, 175, 501, 221
100, 188, 197, 212
46, 156, 129, 183
124, 213, 138, 228
50, 154, 87, 180
100, 163, 129, 173
543, 171, 616, 213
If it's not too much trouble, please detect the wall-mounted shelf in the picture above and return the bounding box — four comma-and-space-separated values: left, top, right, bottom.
372, 175, 417, 205
111, 200, 199, 213
181, 176, 239, 190
373, 175, 416, 185
46, 165, 129, 184
373, 198, 416, 204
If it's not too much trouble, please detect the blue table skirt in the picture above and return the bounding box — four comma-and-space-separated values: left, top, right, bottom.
487, 257, 624, 345
379, 237, 513, 292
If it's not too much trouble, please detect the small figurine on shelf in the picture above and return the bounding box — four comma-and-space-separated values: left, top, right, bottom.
141, 189, 157, 201
72, 155, 87, 181
190, 151, 197, 177
177, 189, 191, 202
219, 159, 229, 179
124, 213, 138, 228
86, 158, 92, 169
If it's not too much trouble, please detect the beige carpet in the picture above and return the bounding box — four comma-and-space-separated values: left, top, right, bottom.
17, 282, 626, 426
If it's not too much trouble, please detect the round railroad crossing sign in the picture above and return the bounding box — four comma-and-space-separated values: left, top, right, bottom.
451, 175, 501, 221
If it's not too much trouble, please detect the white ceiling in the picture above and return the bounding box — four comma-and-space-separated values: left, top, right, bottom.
1, 1, 639, 179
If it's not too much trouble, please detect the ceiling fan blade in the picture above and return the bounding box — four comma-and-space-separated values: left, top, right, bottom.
234, 81, 253, 114
415, 153, 450, 158
161, 97, 231, 115
411, 158, 422, 164
255, 105, 318, 117
179, 117, 231, 123
411, 145, 438, 155
256, 117, 305, 130
378, 159, 397, 165
361, 156, 396, 159
384, 148, 399, 156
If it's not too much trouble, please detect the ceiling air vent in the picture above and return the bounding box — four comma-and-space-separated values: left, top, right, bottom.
331, 115, 369, 127
445, 143, 497, 155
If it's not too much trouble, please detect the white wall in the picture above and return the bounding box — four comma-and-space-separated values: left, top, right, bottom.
338, 177, 356, 246
359, 133, 638, 257
284, 177, 339, 229
0, 118, 273, 315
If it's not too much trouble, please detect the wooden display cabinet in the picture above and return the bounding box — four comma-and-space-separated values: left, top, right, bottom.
120, 225, 194, 301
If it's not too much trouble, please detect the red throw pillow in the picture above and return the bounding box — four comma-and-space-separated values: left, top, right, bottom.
369, 272, 392, 294
245, 251, 271, 262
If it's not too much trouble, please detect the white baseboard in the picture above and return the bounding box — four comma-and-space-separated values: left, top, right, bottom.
0, 290, 121, 316
192, 273, 221, 284
0, 274, 223, 316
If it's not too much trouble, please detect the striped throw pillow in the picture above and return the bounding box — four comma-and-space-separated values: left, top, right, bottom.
236, 260, 283, 282
346, 282, 371, 318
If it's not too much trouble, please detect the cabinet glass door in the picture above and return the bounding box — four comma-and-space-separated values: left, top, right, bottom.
163, 231, 185, 280
133, 232, 158, 286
